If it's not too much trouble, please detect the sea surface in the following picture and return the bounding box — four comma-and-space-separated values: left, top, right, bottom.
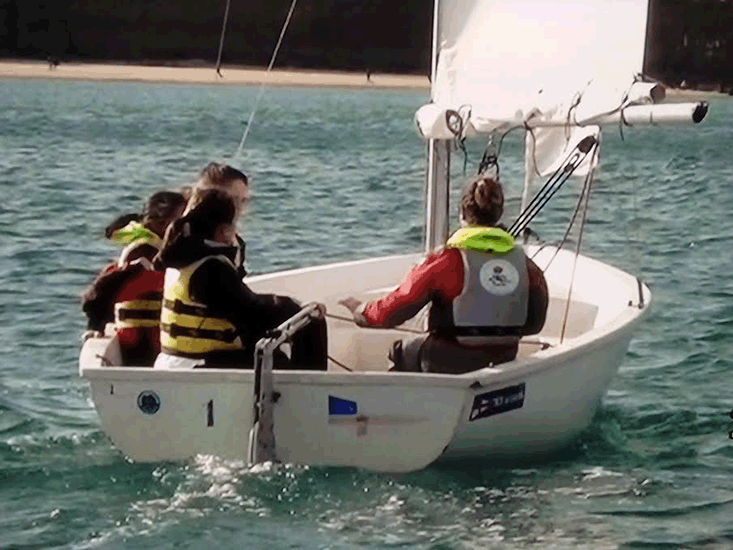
1, 78, 732, 550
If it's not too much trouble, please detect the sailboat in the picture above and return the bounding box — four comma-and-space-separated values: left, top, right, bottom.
79, 0, 708, 472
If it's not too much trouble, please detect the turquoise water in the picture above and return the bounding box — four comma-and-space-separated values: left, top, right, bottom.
1, 78, 733, 549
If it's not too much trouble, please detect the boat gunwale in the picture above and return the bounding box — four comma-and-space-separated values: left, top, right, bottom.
80, 298, 649, 389
80, 249, 652, 390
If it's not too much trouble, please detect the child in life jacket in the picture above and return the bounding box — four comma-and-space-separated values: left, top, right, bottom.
81, 190, 187, 365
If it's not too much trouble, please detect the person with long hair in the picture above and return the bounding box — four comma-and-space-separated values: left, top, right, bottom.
82, 190, 187, 365
340, 175, 548, 374
153, 188, 327, 370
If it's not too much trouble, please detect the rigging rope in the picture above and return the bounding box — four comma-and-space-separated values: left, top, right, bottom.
323, 311, 428, 372
234, 0, 299, 159
477, 132, 500, 177
559, 142, 598, 342
328, 354, 354, 372
214, 0, 232, 77
325, 313, 427, 335
508, 135, 597, 238
537, 137, 599, 271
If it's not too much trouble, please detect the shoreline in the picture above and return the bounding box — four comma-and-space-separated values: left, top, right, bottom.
0, 59, 431, 90
0, 60, 726, 101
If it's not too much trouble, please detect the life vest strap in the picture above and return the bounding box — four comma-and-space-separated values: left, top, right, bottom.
160, 347, 218, 360
163, 298, 210, 318
116, 309, 160, 321
433, 325, 524, 338
161, 322, 238, 343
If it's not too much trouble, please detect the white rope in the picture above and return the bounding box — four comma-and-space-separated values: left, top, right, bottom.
214, 0, 232, 76
234, 0, 299, 159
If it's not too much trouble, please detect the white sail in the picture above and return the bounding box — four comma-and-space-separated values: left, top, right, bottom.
428, 0, 649, 130
414, 0, 709, 182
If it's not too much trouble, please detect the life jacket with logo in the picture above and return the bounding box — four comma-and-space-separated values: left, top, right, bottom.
160, 255, 243, 358
429, 227, 530, 339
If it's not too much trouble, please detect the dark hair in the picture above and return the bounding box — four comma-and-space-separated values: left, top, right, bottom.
142, 191, 187, 226
104, 213, 141, 238
199, 162, 248, 189
460, 176, 504, 226
104, 191, 186, 239
168, 189, 236, 242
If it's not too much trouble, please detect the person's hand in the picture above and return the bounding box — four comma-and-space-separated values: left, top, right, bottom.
312, 302, 327, 318
338, 297, 362, 314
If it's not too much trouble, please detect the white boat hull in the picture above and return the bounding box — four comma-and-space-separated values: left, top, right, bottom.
80, 246, 650, 472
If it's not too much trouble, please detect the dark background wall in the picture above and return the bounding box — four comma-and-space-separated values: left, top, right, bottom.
1, 0, 732, 89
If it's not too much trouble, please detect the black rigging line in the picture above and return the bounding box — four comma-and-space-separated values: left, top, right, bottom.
538, 138, 600, 272
508, 135, 597, 238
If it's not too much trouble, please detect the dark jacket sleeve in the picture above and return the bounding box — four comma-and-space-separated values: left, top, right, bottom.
235, 234, 247, 278
523, 256, 549, 335
189, 259, 300, 346
81, 262, 147, 331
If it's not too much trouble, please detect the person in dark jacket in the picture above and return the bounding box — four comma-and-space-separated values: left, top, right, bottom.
153, 189, 328, 370
340, 175, 548, 374
81, 190, 187, 365
184, 162, 250, 278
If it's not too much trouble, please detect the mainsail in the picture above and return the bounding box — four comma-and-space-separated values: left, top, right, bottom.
417, 0, 657, 177
432, 0, 648, 123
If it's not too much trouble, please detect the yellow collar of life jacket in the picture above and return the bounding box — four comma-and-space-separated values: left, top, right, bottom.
446, 226, 515, 255
110, 221, 162, 249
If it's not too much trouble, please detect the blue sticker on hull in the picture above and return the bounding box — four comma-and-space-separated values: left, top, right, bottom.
329, 396, 357, 415
469, 383, 525, 421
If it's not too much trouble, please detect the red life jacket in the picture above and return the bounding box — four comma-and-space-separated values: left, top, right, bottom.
82, 237, 164, 364
109, 258, 163, 365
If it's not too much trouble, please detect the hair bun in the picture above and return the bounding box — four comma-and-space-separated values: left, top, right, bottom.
461, 176, 504, 226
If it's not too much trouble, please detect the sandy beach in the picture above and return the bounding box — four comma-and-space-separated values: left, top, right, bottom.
0, 59, 724, 102
0, 59, 431, 90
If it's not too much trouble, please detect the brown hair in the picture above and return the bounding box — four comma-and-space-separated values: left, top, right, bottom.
186, 162, 249, 213
199, 162, 248, 188
142, 191, 187, 227
104, 190, 186, 238
169, 189, 236, 242
155, 189, 238, 269
460, 175, 504, 226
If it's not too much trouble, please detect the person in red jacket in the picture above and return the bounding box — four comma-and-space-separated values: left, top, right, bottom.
340, 175, 548, 374
81, 190, 187, 365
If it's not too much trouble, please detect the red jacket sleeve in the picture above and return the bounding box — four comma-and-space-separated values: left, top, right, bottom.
360, 248, 464, 328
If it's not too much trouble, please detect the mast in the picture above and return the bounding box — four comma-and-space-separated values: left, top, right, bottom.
424, 0, 450, 254
641, 0, 656, 78
520, 131, 538, 222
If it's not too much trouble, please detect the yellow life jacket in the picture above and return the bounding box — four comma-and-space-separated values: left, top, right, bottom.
114, 279, 164, 330
160, 255, 242, 358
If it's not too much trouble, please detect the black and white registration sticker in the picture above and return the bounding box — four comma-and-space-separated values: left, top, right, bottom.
469, 383, 526, 421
